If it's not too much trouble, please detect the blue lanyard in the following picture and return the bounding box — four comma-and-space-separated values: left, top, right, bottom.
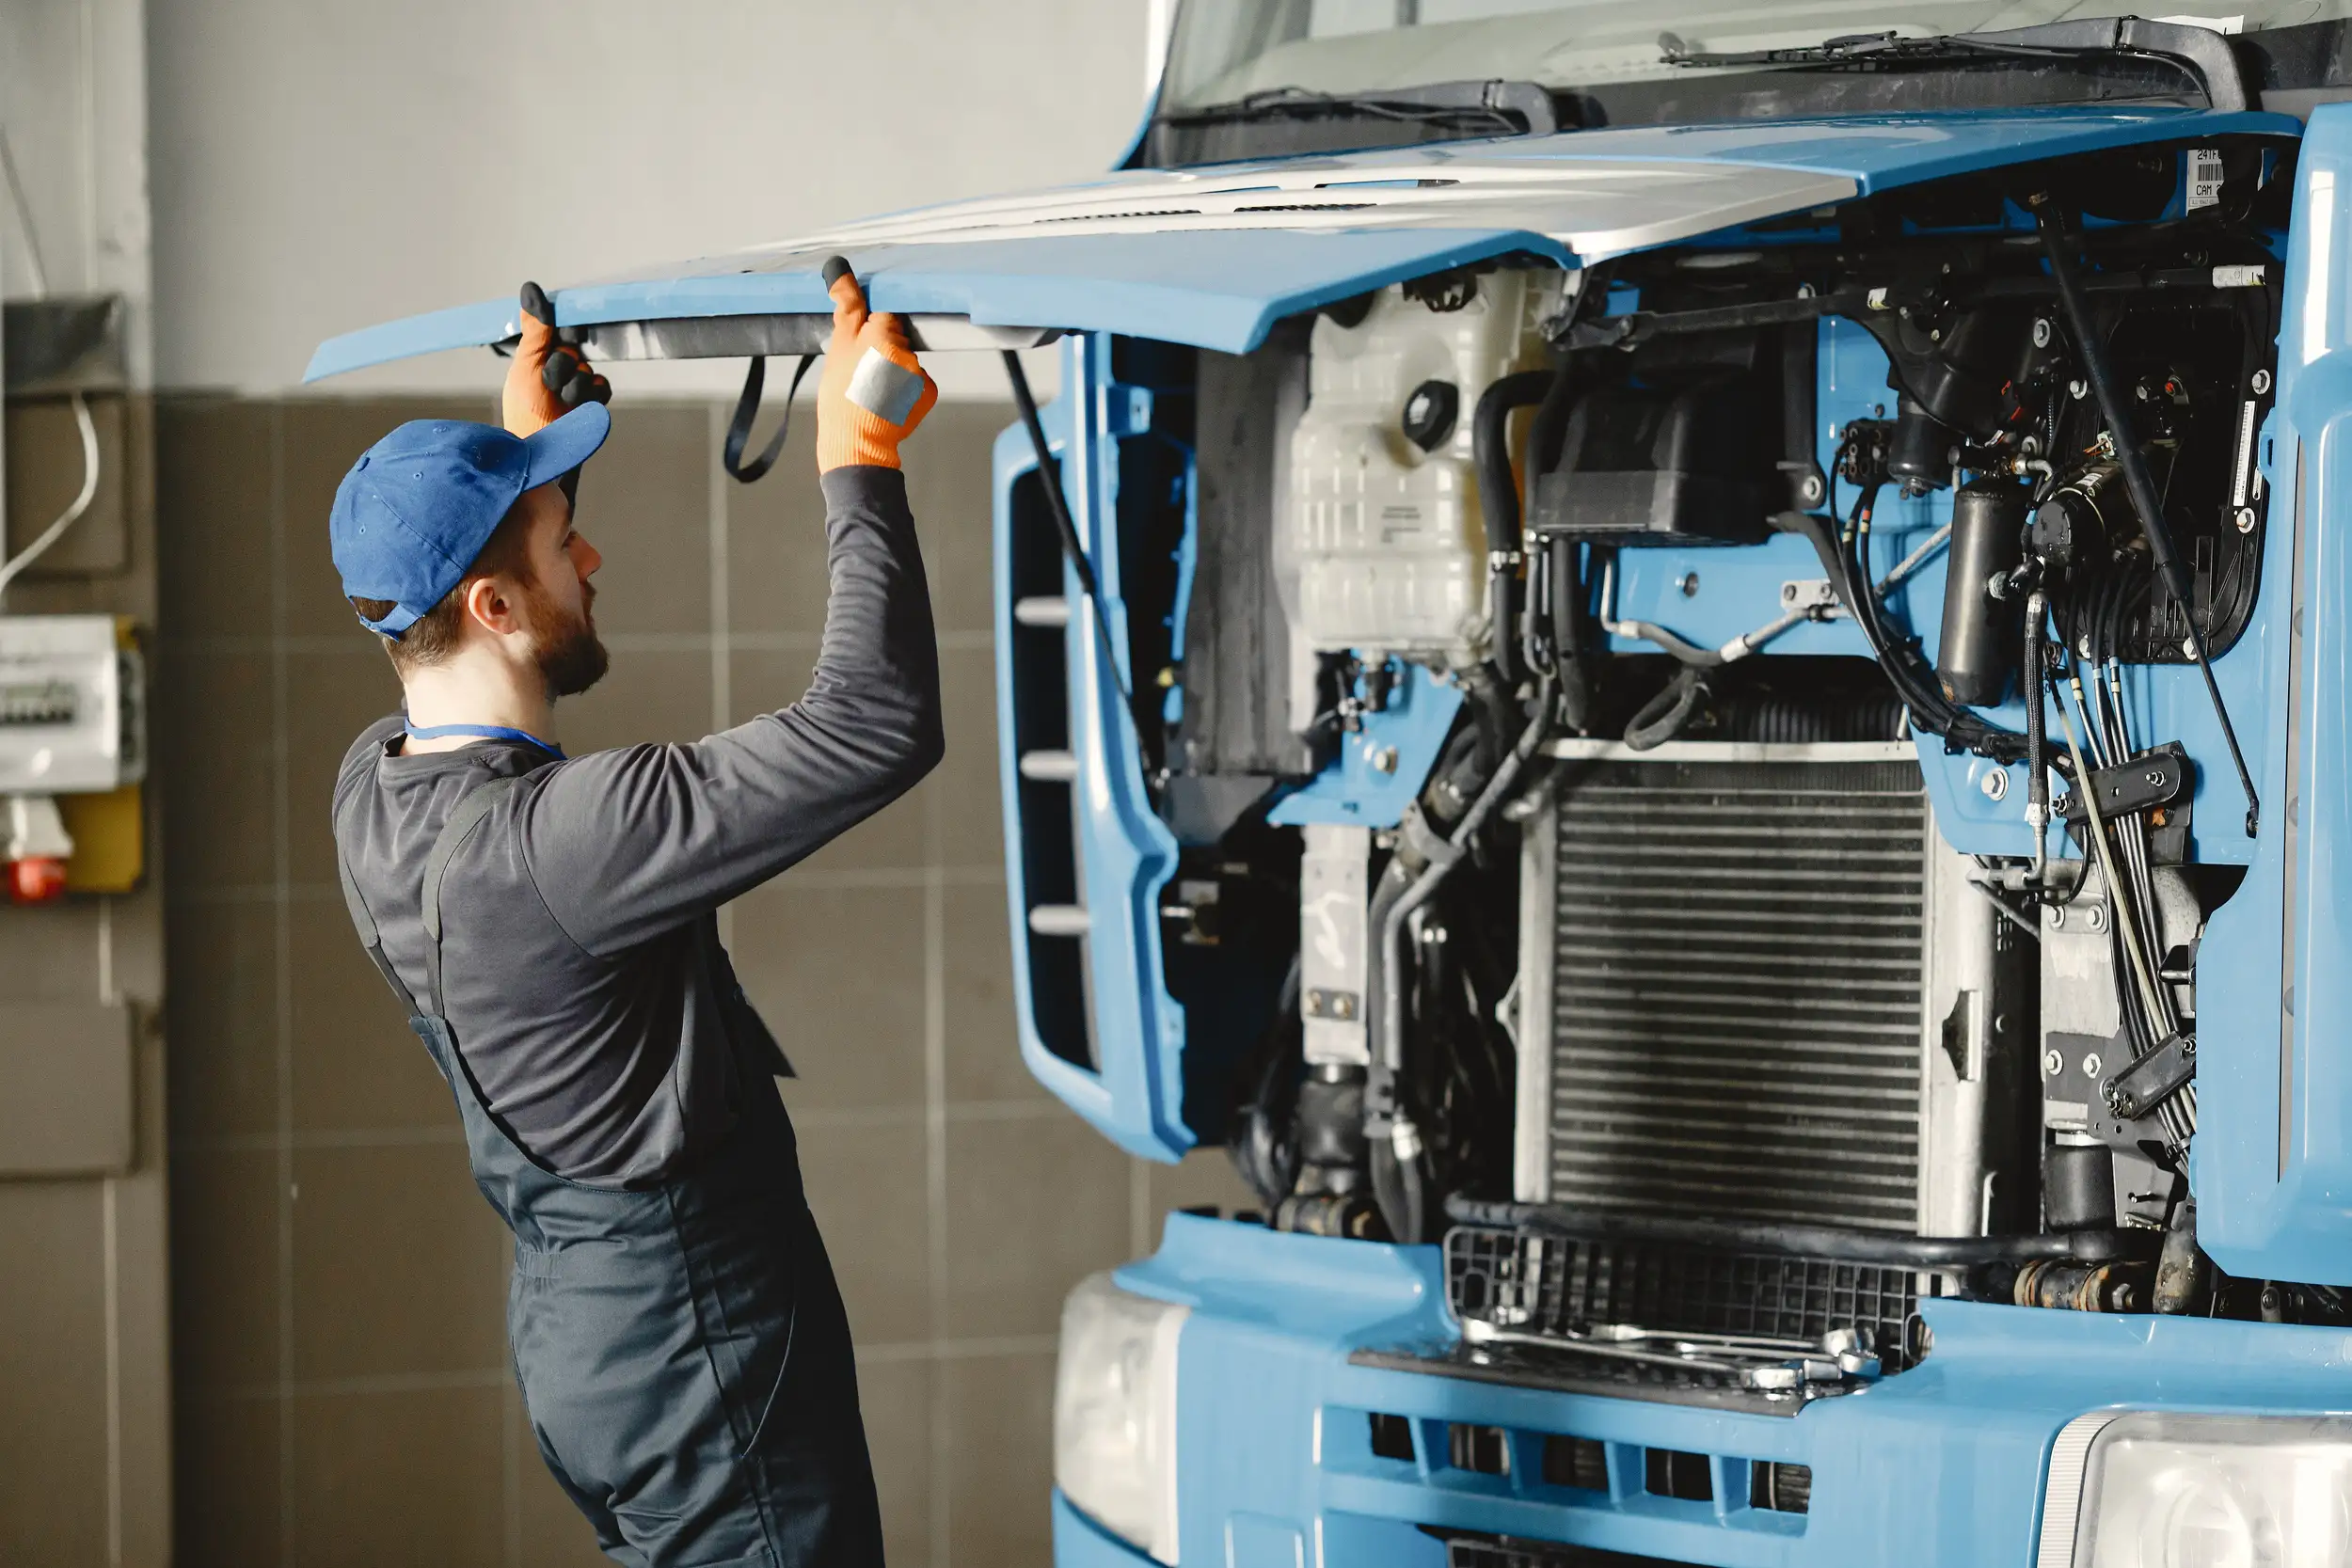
405, 722, 566, 760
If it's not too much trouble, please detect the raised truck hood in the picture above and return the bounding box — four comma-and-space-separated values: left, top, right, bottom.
305, 107, 2288, 381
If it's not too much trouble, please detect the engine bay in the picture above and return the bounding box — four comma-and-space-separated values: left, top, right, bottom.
1001, 132, 2344, 1406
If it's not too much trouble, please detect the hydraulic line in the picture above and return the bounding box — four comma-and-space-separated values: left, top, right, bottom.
1365, 676, 1555, 1243
2026, 591, 2051, 878
2052, 672, 2174, 1048
2033, 196, 2261, 835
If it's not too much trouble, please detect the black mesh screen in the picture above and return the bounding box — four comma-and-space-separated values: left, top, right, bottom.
1448, 1224, 1922, 1371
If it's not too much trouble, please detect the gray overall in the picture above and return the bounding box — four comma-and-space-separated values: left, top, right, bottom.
338, 777, 885, 1567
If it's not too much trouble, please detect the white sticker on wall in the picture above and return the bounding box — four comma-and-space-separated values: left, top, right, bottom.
2188, 147, 2225, 211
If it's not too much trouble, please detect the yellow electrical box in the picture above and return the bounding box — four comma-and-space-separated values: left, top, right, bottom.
58, 783, 141, 893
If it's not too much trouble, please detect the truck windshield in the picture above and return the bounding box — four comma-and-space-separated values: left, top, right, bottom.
1150, 0, 2321, 163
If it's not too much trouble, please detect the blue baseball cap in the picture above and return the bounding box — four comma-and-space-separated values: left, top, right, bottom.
330, 402, 611, 637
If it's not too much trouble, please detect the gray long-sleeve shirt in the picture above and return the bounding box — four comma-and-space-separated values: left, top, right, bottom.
332, 467, 943, 1185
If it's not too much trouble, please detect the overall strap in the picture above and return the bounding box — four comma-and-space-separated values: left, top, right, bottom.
334, 796, 422, 1017
420, 776, 522, 1018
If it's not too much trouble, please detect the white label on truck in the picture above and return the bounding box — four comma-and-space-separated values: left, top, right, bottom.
2188, 147, 2225, 211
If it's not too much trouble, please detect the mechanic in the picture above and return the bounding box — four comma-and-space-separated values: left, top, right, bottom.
327, 260, 942, 1567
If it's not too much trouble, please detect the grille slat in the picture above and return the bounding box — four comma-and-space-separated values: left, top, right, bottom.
1544, 758, 1927, 1234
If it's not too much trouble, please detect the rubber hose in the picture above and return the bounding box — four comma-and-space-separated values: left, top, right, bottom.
1228, 957, 1303, 1210
1624, 666, 1708, 751
1471, 370, 1556, 686
1523, 360, 1584, 697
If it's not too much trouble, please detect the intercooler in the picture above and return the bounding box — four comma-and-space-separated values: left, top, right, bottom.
1515, 745, 1936, 1231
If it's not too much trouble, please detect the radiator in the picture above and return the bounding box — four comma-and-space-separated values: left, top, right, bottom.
1515, 746, 1932, 1234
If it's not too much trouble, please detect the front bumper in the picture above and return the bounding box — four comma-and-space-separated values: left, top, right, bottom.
1066, 1215, 2352, 1568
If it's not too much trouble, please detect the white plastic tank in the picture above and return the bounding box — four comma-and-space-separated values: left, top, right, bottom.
1282, 268, 1558, 658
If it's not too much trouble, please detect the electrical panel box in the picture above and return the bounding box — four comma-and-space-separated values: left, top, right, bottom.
0, 614, 144, 794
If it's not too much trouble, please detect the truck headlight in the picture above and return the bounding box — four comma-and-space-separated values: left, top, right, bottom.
1054, 1271, 1185, 1564
2043, 1412, 2352, 1567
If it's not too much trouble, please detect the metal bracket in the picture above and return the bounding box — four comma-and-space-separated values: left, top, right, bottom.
2102, 1031, 2196, 1121
2056, 742, 2192, 828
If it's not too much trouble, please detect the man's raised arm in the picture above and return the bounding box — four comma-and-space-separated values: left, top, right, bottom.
520, 262, 946, 958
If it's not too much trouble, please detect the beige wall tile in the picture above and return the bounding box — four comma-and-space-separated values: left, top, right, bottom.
930, 648, 1003, 871
280, 397, 492, 638
164, 899, 278, 1142
902, 402, 1010, 640
289, 907, 456, 1134
157, 649, 276, 893
941, 1351, 1057, 1568
154, 397, 276, 641
723, 422, 830, 638
723, 644, 817, 727
944, 1114, 1130, 1340
851, 1354, 933, 1568
290, 1386, 505, 1568
172, 1394, 281, 1568
814, 779, 933, 876
553, 648, 712, 753
0, 1184, 111, 1564
290, 1143, 506, 1383
0, 900, 105, 1003
940, 879, 1041, 1106
730, 883, 927, 1112
791, 1117, 930, 1348
1150, 1150, 1262, 1239
281, 648, 404, 889
570, 404, 712, 636
167, 1148, 281, 1394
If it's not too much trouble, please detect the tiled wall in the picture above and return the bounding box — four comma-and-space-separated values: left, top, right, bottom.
157, 394, 1251, 1567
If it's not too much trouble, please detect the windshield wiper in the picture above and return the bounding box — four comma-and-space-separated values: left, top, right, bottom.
1659, 17, 2248, 112
1156, 78, 1559, 136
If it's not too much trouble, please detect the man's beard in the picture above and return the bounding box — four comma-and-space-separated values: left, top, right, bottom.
521, 576, 609, 700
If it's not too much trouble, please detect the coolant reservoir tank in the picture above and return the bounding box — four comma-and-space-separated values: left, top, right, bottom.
1284, 272, 1552, 657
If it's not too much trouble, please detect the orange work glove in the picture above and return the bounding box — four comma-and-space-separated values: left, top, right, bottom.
502, 281, 610, 437
815, 257, 938, 472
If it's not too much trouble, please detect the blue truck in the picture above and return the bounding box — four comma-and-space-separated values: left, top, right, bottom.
318, 7, 2352, 1561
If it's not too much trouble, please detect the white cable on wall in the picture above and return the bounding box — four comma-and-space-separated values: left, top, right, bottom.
0, 124, 103, 605
0, 397, 99, 597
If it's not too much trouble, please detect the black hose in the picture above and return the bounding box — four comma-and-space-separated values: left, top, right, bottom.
2032, 197, 2259, 836
1471, 370, 1556, 687
1525, 359, 1589, 718
1624, 665, 1709, 751
1774, 503, 2030, 764
1227, 957, 1303, 1210
1366, 678, 1555, 1243
1003, 351, 1138, 719
1447, 1197, 2157, 1267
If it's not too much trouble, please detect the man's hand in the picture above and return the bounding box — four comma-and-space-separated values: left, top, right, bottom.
815, 258, 938, 473
503, 282, 611, 438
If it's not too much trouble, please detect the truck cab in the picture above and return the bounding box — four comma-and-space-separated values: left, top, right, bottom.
311, 7, 2352, 1561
